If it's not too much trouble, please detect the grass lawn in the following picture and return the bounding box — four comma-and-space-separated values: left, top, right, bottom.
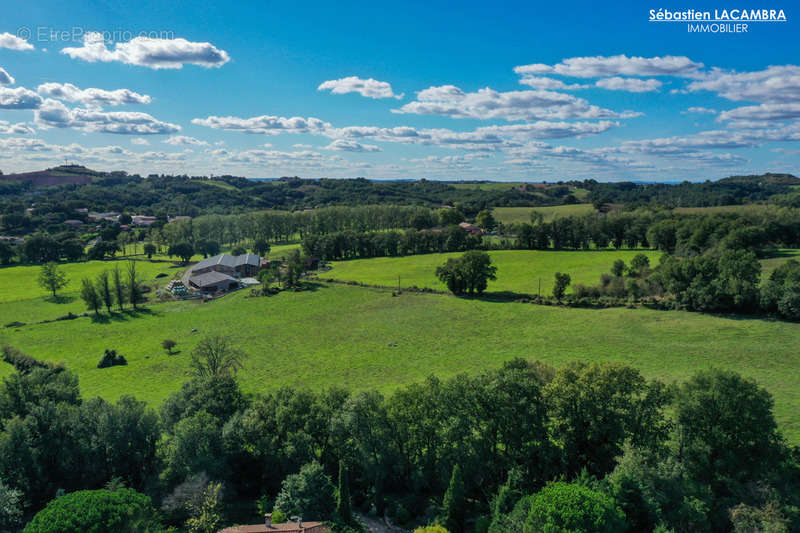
1, 284, 798, 442
0, 260, 181, 326
267, 243, 301, 260
324, 249, 664, 295
494, 204, 596, 225
761, 249, 800, 277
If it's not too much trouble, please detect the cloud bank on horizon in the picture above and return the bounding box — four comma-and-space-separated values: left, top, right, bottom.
0, 6, 798, 182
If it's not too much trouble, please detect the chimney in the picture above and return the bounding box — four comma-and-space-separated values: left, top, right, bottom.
265, 513, 272, 528
297, 517, 302, 529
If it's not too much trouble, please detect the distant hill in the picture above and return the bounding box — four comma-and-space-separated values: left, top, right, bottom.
0, 165, 106, 188
717, 173, 800, 186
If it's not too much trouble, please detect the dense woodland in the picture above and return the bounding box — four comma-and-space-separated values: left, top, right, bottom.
2, 167, 799, 226
0, 348, 798, 533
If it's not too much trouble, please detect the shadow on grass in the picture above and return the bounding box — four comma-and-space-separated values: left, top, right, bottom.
89, 307, 157, 324
460, 290, 530, 303
762, 249, 800, 259
299, 281, 328, 292
45, 294, 76, 305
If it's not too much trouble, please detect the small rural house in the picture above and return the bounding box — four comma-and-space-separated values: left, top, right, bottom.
219, 514, 329, 533
458, 221, 483, 235
185, 252, 266, 294
188, 271, 240, 293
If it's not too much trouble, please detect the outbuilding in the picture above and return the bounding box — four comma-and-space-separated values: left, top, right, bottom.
187, 271, 239, 293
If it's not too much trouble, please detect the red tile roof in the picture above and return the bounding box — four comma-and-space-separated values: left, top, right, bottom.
219, 522, 328, 533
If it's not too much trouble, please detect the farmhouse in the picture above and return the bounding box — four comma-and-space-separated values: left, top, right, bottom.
219, 515, 329, 533
132, 215, 157, 226
188, 271, 239, 293
184, 252, 266, 294
459, 221, 483, 235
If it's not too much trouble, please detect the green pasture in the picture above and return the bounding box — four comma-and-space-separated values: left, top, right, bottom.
1, 284, 798, 442
323, 249, 664, 295
0, 260, 180, 326
761, 249, 800, 277
493, 204, 596, 225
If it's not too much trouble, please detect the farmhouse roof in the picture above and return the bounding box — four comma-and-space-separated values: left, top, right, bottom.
194, 254, 238, 271
235, 253, 261, 267
193, 253, 261, 272
189, 271, 238, 288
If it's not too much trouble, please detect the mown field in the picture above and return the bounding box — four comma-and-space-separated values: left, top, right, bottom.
493, 204, 596, 225
324, 249, 664, 295
671, 204, 773, 215
0, 260, 180, 326
1, 283, 798, 442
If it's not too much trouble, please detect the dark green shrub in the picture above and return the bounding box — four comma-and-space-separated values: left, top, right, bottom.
525, 482, 625, 533
97, 349, 127, 369
23, 488, 162, 533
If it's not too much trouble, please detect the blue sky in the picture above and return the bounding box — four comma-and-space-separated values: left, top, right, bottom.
0, 0, 798, 181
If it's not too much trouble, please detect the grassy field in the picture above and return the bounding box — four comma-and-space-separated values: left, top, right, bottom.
672, 204, 773, 215
450, 182, 530, 191
761, 249, 800, 277
0, 260, 180, 326
1, 283, 798, 442
494, 204, 596, 225
323, 249, 664, 295
124, 242, 301, 263
268, 243, 301, 260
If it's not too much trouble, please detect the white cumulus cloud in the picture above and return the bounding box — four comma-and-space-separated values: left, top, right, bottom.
324, 139, 382, 152
163, 135, 208, 146
595, 77, 662, 93
192, 114, 331, 134
0, 67, 14, 85
685, 65, 800, 104
718, 103, 800, 122
395, 85, 634, 121
37, 82, 152, 107
514, 55, 704, 78
35, 98, 181, 134
0, 32, 34, 51
0, 87, 43, 109
0, 121, 35, 135
61, 32, 230, 69
517, 76, 588, 90
318, 76, 403, 99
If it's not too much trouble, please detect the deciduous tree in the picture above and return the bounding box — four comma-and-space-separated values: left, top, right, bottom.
189, 335, 248, 379
38, 262, 68, 297
80, 278, 102, 315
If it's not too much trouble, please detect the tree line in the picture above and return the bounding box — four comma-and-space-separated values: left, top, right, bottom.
557, 249, 800, 320
0, 343, 798, 532
78, 262, 146, 315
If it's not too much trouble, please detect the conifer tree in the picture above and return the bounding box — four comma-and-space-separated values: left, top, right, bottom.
336, 460, 352, 525
441, 464, 465, 533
